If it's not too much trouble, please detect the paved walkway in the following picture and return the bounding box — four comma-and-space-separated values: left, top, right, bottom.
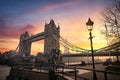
0, 64, 120, 80
58, 64, 120, 80
0, 65, 11, 80
77, 64, 120, 80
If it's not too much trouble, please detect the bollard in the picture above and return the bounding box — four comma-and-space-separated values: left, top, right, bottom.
104, 71, 108, 80
49, 70, 56, 80
62, 66, 64, 77
39, 64, 41, 72
74, 67, 77, 80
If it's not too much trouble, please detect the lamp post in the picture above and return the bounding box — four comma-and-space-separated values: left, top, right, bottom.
86, 18, 97, 80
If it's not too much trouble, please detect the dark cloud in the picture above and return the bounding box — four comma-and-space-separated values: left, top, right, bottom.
0, 0, 46, 16
0, 0, 73, 18
0, 19, 37, 39
0, 0, 78, 39
18, 25, 36, 34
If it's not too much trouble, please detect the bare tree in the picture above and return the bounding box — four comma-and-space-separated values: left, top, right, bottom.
101, 0, 120, 62
102, 0, 120, 44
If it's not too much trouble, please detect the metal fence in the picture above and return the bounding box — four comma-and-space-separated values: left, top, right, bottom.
12, 63, 120, 80
58, 65, 120, 80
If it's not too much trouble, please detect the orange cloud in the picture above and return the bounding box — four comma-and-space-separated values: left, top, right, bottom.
0, 40, 8, 43
0, 48, 9, 53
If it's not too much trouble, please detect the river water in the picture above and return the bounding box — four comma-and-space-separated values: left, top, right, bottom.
62, 56, 118, 64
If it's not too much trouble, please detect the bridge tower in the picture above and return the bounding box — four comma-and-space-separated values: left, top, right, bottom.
44, 19, 60, 55
19, 31, 31, 57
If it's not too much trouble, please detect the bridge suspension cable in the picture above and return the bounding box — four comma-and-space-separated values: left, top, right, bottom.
49, 28, 90, 53
96, 41, 120, 52
15, 42, 20, 53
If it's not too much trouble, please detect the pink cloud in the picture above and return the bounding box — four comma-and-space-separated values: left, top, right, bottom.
0, 19, 37, 39
18, 25, 37, 34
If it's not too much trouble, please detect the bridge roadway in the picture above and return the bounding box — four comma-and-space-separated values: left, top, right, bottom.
61, 52, 120, 57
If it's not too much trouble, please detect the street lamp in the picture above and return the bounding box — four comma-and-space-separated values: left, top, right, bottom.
86, 18, 97, 80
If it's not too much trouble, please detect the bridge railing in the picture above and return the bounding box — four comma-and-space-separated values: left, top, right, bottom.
11, 63, 120, 80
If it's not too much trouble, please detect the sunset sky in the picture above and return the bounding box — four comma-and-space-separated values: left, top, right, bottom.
0, 0, 112, 55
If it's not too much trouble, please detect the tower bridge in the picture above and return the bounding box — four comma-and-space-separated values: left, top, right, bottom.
16, 19, 120, 62
18, 20, 60, 57
17, 19, 89, 57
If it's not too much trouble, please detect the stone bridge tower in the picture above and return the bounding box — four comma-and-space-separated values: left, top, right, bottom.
44, 20, 60, 55
19, 32, 31, 57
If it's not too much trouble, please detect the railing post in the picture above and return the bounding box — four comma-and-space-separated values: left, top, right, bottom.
40, 64, 41, 72
104, 71, 108, 80
74, 67, 77, 80
49, 70, 56, 80
62, 66, 64, 77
